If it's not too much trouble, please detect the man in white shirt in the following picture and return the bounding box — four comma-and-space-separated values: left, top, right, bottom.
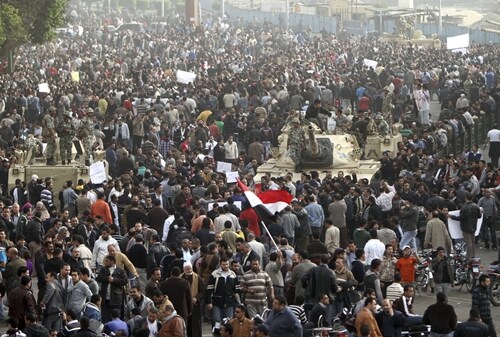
224, 136, 239, 160
162, 213, 175, 242
324, 220, 340, 254
91, 225, 120, 270
364, 229, 385, 265
486, 127, 500, 168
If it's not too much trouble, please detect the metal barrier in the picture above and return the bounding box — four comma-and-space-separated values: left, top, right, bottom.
443, 113, 492, 157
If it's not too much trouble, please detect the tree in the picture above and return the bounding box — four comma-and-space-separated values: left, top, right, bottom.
0, 0, 68, 59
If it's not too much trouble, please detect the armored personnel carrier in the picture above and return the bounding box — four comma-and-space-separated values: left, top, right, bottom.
8, 139, 95, 204
256, 121, 384, 181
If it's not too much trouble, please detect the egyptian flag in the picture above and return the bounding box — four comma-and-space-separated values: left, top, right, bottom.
237, 179, 293, 223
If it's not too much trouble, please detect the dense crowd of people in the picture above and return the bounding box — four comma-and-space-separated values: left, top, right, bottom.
0, 2, 498, 337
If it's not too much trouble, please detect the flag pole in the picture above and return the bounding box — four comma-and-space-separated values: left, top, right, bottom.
260, 220, 280, 251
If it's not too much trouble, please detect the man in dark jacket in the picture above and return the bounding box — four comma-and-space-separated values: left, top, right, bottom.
302, 255, 338, 322
399, 198, 419, 250
206, 257, 240, 335
449, 193, 481, 259
454, 308, 489, 337
159, 266, 192, 322
375, 299, 405, 337
422, 292, 457, 336
471, 274, 495, 337
24, 313, 49, 337
7, 276, 37, 331
96, 255, 128, 323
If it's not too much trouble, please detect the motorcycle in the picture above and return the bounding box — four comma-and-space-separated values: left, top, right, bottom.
450, 243, 472, 292
487, 260, 500, 306
468, 257, 482, 293
415, 249, 433, 294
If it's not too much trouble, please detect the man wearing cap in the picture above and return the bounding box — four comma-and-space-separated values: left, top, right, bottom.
42, 107, 57, 165
59, 111, 75, 165
78, 108, 94, 166
287, 118, 306, 173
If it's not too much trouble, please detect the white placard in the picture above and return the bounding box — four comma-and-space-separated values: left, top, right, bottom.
89, 161, 107, 184
447, 33, 469, 50
207, 201, 242, 211
176, 70, 197, 84
327, 116, 337, 132
363, 59, 378, 69
448, 209, 483, 239
216, 161, 232, 173
38, 83, 50, 93
226, 171, 239, 183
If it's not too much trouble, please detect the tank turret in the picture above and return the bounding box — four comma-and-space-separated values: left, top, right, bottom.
257, 121, 380, 181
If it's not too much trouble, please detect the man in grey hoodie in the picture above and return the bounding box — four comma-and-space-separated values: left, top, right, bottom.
66, 269, 92, 317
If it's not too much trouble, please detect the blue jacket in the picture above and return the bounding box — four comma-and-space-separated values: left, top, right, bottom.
104, 319, 129, 337
265, 307, 302, 337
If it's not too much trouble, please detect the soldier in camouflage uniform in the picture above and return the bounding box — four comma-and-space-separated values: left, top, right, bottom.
42, 107, 57, 165
287, 118, 306, 172
334, 108, 349, 134
374, 114, 390, 136
59, 111, 75, 165
382, 87, 393, 120
78, 108, 94, 166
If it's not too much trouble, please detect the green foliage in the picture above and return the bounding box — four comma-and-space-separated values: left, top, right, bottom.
0, 3, 27, 49
0, 0, 68, 55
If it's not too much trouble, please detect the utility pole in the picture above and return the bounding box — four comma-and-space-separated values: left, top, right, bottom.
161, 0, 165, 17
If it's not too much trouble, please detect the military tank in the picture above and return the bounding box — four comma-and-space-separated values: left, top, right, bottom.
8, 138, 102, 204
256, 121, 384, 181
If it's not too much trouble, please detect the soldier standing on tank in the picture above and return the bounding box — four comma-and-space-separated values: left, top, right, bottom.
60, 111, 75, 165
78, 108, 94, 166
374, 114, 390, 136
382, 87, 393, 120
287, 118, 306, 173
42, 107, 57, 165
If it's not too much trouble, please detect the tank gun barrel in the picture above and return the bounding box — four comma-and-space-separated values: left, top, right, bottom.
307, 126, 319, 157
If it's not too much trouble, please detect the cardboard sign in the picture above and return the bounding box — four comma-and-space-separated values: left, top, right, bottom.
89, 161, 107, 184
176, 70, 197, 84
363, 59, 378, 69
38, 83, 50, 93
207, 201, 242, 211
448, 209, 483, 239
226, 171, 239, 183
216, 161, 232, 173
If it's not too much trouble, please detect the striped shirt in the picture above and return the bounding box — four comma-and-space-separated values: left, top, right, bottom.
288, 304, 308, 325
386, 283, 404, 303
241, 269, 273, 306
